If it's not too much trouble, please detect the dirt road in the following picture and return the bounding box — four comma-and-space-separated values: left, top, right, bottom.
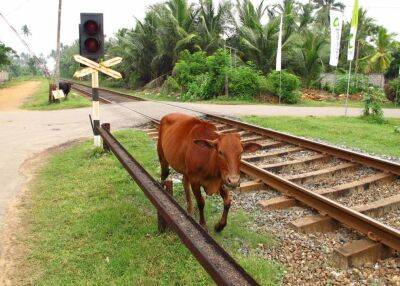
0, 81, 41, 111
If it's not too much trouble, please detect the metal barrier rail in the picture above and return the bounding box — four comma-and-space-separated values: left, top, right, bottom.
97, 124, 259, 286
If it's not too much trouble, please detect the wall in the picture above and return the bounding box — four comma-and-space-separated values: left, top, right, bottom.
320, 73, 385, 88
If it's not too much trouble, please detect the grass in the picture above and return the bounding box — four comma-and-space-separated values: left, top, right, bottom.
242, 115, 400, 158
20, 130, 282, 285
66, 79, 400, 108
298, 99, 399, 109
21, 78, 90, 110
0, 76, 44, 89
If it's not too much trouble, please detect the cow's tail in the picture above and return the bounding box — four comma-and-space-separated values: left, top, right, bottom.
157, 117, 170, 182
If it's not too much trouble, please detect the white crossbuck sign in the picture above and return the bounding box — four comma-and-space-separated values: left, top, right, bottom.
73, 55, 122, 79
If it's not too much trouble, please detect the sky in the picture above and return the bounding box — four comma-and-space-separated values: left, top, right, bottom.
1, 0, 399, 68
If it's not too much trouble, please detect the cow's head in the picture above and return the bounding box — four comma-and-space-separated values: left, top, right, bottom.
194, 133, 261, 189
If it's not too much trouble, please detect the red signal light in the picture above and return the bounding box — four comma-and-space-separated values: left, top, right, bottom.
84, 38, 100, 53
84, 20, 99, 35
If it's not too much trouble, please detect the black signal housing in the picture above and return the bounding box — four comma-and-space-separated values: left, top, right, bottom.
79, 13, 104, 62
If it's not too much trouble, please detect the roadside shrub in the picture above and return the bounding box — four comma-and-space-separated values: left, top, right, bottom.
362, 87, 386, 123
173, 50, 208, 89
334, 74, 369, 95
163, 76, 181, 93
266, 71, 301, 104
387, 78, 400, 104
181, 74, 213, 101
227, 66, 264, 98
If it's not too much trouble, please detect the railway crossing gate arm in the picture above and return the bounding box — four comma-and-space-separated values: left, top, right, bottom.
73, 55, 122, 146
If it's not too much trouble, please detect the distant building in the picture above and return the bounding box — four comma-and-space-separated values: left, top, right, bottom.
0, 71, 9, 83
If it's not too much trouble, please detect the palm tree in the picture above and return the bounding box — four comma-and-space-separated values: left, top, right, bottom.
291, 30, 328, 87
233, 0, 279, 73
153, 0, 199, 68
196, 0, 231, 54
313, 0, 345, 27
354, 8, 379, 73
366, 27, 394, 73
21, 24, 31, 37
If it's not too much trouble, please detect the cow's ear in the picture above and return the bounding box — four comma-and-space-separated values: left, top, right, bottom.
242, 142, 262, 153
193, 139, 218, 149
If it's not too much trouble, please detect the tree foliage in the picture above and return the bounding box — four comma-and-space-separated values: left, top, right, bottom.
56, 0, 399, 103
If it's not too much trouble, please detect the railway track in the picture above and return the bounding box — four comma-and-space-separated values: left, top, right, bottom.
69, 81, 400, 267
65, 80, 145, 103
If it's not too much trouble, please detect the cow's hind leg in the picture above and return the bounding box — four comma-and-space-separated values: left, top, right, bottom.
157, 139, 169, 182
191, 182, 207, 230
215, 187, 231, 233
183, 175, 193, 215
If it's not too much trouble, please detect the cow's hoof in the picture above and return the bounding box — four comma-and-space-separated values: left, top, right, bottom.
214, 223, 225, 233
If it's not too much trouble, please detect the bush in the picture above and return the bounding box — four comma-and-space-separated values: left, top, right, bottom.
227, 66, 265, 98
163, 76, 181, 93
173, 49, 230, 98
334, 74, 369, 95
181, 74, 213, 101
387, 78, 400, 104
265, 71, 301, 104
362, 87, 386, 123
173, 50, 208, 89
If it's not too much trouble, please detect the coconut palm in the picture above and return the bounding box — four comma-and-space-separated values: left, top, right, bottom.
196, 0, 231, 54
366, 27, 394, 73
313, 0, 345, 27
21, 24, 31, 37
290, 29, 328, 87
233, 0, 279, 73
354, 8, 379, 73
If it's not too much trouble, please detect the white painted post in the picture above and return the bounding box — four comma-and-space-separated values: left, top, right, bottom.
92, 71, 101, 147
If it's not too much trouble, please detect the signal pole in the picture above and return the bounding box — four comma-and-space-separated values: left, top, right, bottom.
55, 0, 62, 88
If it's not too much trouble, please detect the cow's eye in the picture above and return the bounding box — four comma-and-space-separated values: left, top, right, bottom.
219, 150, 223, 156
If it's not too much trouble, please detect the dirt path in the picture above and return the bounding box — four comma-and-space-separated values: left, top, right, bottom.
0, 140, 84, 285
0, 81, 41, 111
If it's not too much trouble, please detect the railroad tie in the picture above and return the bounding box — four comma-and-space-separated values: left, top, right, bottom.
316, 172, 396, 198
290, 194, 400, 234
243, 147, 303, 162
259, 154, 328, 170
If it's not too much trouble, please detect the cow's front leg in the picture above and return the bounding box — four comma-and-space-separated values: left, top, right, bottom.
191, 182, 207, 230
215, 186, 231, 232
183, 175, 193, 215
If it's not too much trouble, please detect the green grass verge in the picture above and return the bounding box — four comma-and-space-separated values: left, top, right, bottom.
21, 130, 282, 285
21, 78, 90, 111
0, 76, 44, 89
65, 79, 400, 108
242, 116, 400, 158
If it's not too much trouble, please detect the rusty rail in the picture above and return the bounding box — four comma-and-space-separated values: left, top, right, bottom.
97, 124, 259, 286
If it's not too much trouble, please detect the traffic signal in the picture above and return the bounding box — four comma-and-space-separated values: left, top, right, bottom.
79, 13, 104, 62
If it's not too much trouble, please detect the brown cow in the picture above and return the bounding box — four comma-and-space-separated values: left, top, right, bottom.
157, 113, 261, 232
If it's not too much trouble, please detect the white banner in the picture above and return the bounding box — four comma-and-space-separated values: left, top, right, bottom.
329, 9, 343, 67
276, 15, 283, 71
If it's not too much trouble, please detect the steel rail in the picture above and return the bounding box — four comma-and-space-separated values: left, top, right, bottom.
71, 81, 400, 251
97, 125, 259, 286
205, 114, 400, 176
69, 80, 400, 176
240, 161, 400, 251
64, 80, 145, 102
